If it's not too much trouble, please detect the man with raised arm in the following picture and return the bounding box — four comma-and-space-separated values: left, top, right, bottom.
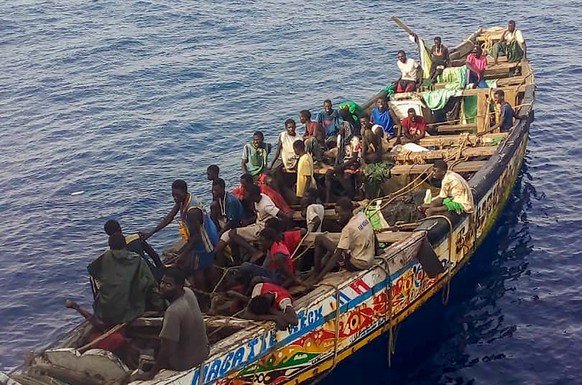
130, 268, 209, 381
420, 160, 474, 216
478, 89, 517, 136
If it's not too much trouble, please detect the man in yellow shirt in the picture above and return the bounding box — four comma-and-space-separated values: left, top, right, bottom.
293, 140, 316, 198
421, 160, 474, 216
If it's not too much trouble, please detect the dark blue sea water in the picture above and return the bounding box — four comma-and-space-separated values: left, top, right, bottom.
1, 0, 581, 383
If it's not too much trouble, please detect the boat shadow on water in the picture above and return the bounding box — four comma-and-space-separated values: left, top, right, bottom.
323, 160, 539, 385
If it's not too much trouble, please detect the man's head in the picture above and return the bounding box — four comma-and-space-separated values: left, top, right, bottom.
335, 197, 354, 227
376, 96, 387, 111
207, 165, 220, 181
397, 50, 407, 63
108, 232, 127, 250
240, 173, 254, 189
299, 110, 312, 125
293, 139, 306, 156
212, 178, 226, 200
248, 294, 274, 315
359, 112, 371, 130
508, 20, 516, 32
407, 108, 417, 121
434, 36, 442, 47
171, 179, 188, 204
474, 45, 483, 57
285, 119, 297, 136
160, 268, 186, 300
104, 219, 122, 236
432, 159, 448, 180
258, 227, 278, 251
244, 183, 262, 203
253, 131, 265, 147
493, 89, 505, 104
323, 99, 333, 114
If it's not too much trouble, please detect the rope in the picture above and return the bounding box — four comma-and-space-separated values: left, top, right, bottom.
77, 322, 127, 353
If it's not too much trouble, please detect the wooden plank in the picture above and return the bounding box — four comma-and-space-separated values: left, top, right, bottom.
461, 85, 526, 96
436, 123, 476, 133
418, 132, 508, 147
301, 231, 411, 248
476, 91, 490, 134
390, 160, 487, 175
291, 208, 336, 221
390, 146, 496, 162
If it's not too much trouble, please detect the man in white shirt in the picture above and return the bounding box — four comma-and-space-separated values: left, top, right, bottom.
305, 197, 376, 286
421, 160, 474, 216
214, 184, 289, 264
396, 50, 421, 93
491, 20, 527, 65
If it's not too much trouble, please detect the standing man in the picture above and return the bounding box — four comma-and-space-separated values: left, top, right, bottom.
399, 108, 427, 143
305, 198, 376, 286
293, 140, 316, 199
130, 268, 209, 381
371, 96, 395, 138
478, 89, 516, 136
299, 110, 325, 162
420, 160, 474, 216
269, 119, 302, 171
317, 99, 341, 140
210, 178, 243, 235
241, 131, 272, 178
491, 20, 527, 65
396, 50, 421, 93
430, 36, 449, 82
143, 179, 218, 292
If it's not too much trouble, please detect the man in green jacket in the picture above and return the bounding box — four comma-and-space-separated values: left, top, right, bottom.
66, 232, 164, 329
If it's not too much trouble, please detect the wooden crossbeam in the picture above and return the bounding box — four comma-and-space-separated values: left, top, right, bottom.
436, 123, 477, 133
301, 231, 411, 248
390, 160, 487, 175
418, 132, 507, 147
390, 146, 496, 162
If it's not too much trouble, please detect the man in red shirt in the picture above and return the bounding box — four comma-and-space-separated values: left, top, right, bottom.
299, 109, 326, 162
244, 281, 299, 330
398, 108, 427, 143
237, 227, 301, 288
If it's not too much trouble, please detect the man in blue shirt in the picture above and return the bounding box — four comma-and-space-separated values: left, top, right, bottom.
478, 89, 516, 136
371, 96, 395, 137
317, 99, 341, 139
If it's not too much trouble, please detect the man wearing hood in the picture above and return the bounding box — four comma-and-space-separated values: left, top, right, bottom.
87, 232, 164, 325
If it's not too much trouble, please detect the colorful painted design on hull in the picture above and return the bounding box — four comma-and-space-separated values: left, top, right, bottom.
180, 130, 530, 385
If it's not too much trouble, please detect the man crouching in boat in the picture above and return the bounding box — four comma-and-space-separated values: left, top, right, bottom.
64, 233, 164, 353
420, 160, 474, 216
304, 197, 376, 286
130, 268, 209, 382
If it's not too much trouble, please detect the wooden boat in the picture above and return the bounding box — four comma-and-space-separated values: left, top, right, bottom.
1, 23, 535, 385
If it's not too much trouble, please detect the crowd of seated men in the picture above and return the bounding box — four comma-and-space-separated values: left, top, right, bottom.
61, 21, 526, 378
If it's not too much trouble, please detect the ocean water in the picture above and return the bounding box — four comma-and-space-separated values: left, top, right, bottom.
1, 0, 581, 383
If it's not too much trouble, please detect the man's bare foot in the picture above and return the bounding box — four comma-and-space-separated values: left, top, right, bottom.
64, 299, 78, 309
